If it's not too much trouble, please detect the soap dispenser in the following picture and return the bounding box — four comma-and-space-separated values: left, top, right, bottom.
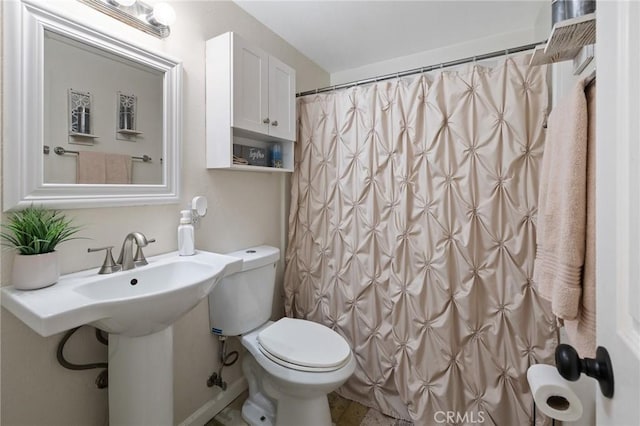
178, 209, 195, 256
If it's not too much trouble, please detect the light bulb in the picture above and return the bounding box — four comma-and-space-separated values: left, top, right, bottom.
150, 2, 176, 26
110, 0, 137, 6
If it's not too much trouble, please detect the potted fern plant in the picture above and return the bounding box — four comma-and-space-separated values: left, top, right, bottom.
1, 206, 81, 290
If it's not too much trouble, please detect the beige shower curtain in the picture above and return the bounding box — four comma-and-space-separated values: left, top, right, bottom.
284, 56, 557, 425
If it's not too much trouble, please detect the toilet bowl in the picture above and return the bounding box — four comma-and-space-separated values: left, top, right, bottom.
241, 320, 356, 426
207, 246, 355, 426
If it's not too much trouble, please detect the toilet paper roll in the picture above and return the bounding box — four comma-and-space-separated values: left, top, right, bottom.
527, 364, 583, 422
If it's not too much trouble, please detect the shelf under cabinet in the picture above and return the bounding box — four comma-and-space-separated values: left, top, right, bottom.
229, 164, 293, 173
206, 125, 295, 171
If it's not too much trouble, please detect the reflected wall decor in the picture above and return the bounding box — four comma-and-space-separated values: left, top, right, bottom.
68, 89, 94, 140
116, 92, 142, 141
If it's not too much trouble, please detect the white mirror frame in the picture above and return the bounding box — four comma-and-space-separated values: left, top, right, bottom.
2, 0, 182, 211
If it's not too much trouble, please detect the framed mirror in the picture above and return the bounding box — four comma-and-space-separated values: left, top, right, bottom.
3, 0, 182, 210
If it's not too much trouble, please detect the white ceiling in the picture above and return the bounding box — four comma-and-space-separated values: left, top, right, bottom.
233, 1, 547, 74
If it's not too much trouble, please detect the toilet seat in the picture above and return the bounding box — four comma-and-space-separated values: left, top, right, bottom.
257, 318, 351, 372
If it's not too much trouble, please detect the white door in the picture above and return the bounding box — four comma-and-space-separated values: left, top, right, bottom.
268, 56, 296, 141
596, 1, 640, 424
232, 35, 269, 135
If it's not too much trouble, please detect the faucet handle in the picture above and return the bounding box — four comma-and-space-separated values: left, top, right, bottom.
88, 246, 121, 275
133, 238, 156, 266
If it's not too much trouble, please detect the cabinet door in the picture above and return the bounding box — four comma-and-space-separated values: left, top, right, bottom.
268, 56, 296, 141
232, 36, 269, 135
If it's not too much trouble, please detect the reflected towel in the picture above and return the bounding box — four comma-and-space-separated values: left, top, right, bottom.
105, 153, 132, 184
77, 151, 106, 184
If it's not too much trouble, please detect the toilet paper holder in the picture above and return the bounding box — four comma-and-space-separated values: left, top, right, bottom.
555, 344, 614, 398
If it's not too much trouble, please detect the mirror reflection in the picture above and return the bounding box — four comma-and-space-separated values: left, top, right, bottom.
43, 30, 164, 185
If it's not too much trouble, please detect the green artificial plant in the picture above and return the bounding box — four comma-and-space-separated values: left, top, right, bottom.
1, 206, 82, 255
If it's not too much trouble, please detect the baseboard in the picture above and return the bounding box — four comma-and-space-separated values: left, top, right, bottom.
178, 377, 248, 426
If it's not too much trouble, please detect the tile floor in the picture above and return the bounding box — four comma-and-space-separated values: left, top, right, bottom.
206, 392, 412, 426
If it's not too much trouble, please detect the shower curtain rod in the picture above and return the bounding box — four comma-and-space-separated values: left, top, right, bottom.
296, 40, 546, 97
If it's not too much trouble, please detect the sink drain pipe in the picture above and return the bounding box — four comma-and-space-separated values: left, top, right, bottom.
57, 326, 109, 389
207, 336, 239, 390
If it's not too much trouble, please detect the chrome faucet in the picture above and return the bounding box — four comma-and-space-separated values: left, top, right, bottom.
116, 232, 155, 271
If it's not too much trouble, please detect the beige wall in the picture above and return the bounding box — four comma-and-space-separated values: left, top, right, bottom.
0, 1, 329, 425
329, 3, 550, 86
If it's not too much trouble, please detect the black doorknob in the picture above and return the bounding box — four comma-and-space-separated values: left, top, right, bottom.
555, 344, 615, 398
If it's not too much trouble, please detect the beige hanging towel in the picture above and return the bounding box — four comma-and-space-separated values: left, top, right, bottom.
77, 151, 106, 184
105, 153, 132, 184
565, 81, 596, 358
534, 78, 595, 356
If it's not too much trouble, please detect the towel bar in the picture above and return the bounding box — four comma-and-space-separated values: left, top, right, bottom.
43, 145, 152, 162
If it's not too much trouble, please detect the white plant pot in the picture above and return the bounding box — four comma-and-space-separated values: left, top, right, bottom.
11, 251, 60, 290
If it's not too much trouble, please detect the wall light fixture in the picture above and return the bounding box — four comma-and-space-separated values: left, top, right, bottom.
78, 0, 176, 38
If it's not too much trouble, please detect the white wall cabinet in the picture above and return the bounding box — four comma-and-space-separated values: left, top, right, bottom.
206, 32, 296, 171
267, 56, 296, 140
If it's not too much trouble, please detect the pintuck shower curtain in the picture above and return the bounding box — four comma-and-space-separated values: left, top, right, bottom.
284, 55, 557, 425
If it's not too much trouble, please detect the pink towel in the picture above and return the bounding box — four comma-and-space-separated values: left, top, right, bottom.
105, 153, 132, 184
77, 151, 106, 184
534, 78, 596, 357
564, 82, 596, 358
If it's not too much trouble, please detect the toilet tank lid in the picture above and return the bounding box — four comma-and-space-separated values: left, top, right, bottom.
226, 245, 280, 271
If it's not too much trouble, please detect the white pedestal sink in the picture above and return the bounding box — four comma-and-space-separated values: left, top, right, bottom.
1, 250, 242, 425
109, 327, 174, 425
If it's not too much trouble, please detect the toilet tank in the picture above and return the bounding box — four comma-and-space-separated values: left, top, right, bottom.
208, 245, 280, 336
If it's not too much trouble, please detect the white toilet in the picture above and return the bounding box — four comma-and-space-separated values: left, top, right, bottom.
208, 245, 356, 426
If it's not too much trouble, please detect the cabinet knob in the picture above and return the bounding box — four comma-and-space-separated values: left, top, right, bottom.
263, 118, 270, 124
271, 120, 279, 127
